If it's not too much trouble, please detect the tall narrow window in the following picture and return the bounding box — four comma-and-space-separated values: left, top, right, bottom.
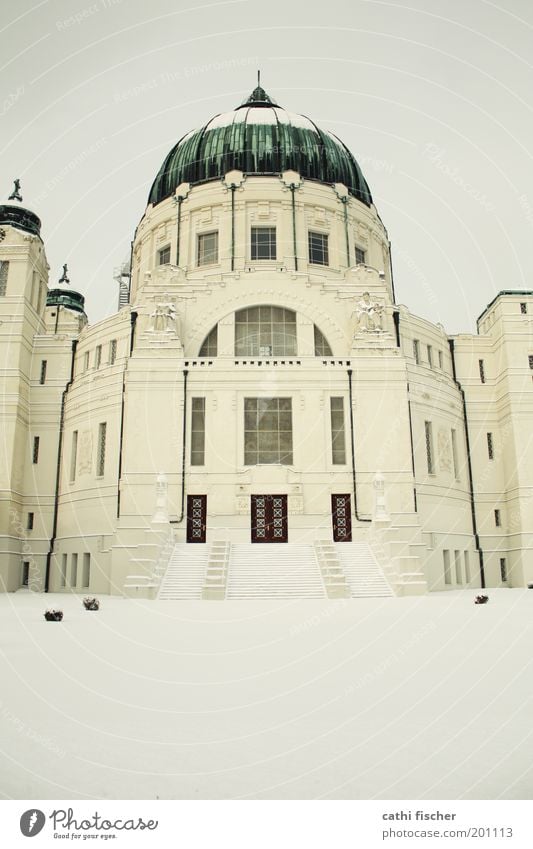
427, 345, 433, 368
464, 550, 471, 584
251, 227, 276, 260
454, 550, 462, 584
520, 302, 527, 314
95, 345, 102, 369
109, 339, 117, 365
314, 325, 332, 356
494, 508, 501, 527
479, 359, 485, 383
330, 397, 346, 465
438, 350, 443, 370
0, 260, 9, 296
500, 557, 507, 582
413, 339, 420, 364
32, 436, 40, 464
191, 398, 206, 466
27, 512, 34, 530
70, 431, 78, 482
83, 351, 90, 372
97, 422, 107, 477
71, 553, 78, 588
308, 231, 329, 266
244, 398, 293, 465
36, 285, 42, 313
487, 432, 494, 459
355, 247, 366, 265
451, 429, 459, 480
158, 245, 170, 265
82, 553, 91, 588
197, 231, 218, 266
39, 360, 47, 384
61, 553, 67, 588
443, 550, 451, 585
424, 421, 434, 474
528, 355, 533, 369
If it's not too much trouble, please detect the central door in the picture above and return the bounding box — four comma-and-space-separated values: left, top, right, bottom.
187, 494, 207, 543
331, 494, 352, 542
251, 494, 288, 543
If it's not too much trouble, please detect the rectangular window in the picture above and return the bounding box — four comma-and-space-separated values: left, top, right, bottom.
191, 398, 206, 466
438, 350, 443, 370
520, 302, 527, 314
487, 432, 494, 459
22, 562, 30, 586
330, 397, 346, 465
500, 557, 507, 582
82, 553, 91, 588
27, 512, 34, 531
479, 359, 485, 383
61, 553, 67, 588
427, 345, 433, 368
355, 247, 366, 265
32, 436, 40, 464
70, 431, 78, 482
464, 550, 471, 584
109, 339, 117, 365
158, 245, 171, 265
244, 397, 293, 465
413, 339, 420, 364
529, 355, 533, 369
71, 553, 78, 588
197, 231, 218, 266
494, 508, 501, 527
308, 231, 329, 266
451, 429, 459, 480
443, 550, 451, 585
251, 227, 276, 260
39, 360, 47, 384
95, 345, 102, 369
97, 422, 107, 477
84, 351, 90, 372
424, 421, 434, 474
0, 260, 9, 296
454, 550, 462, 584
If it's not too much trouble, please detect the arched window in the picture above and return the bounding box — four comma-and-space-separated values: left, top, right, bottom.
314, 325, 332, 356
235, 306, 297, 356
199, 325, 217, 356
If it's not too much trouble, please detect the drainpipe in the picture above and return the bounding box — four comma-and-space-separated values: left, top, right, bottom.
395, 310, 417, 511
341, 196, 350, 268
175, 196, 183, 266
347, 369, 371, 523
289, 184, 298, 271
230, 184, 236, 271
448, 339, 485, 588
45, 338, 78, 592
117, 310, 138, 518
174, 369, 188, 524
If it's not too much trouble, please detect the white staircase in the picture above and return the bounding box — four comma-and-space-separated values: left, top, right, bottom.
158, 543, 209, 599
226, 543, 327, 599
335, 541, 394, 597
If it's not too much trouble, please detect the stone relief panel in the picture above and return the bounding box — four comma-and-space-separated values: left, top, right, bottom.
438, 428, 452, 473
78, 430, 93, 476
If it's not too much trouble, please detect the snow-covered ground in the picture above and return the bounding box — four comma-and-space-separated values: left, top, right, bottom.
0, 589, 531, 800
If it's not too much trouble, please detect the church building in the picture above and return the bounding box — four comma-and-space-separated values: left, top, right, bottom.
1, 83, 532, 599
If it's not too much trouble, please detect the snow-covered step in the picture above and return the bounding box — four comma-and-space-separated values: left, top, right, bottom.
158, 543, 209, 599
226, 543, 327, 599
334, 542, 394, 597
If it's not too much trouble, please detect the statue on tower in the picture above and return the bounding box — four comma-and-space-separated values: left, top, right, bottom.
353, 291, 384, 333
58, 263, 70, 285
8, 179, 22, 202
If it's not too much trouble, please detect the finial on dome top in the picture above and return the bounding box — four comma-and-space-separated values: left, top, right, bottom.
58, 263, 70, 285
239, 73, 279, 108
8, 178, 23, 202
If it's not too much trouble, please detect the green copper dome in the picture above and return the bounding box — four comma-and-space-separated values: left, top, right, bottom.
148, 86, 373, 207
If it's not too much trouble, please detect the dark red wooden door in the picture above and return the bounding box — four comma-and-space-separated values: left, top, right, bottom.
187, 494, 207, 543
331, 494, 352, 542
251, 494, 288, 543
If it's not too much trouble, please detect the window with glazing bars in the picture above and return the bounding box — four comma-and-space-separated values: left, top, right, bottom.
330, 398, 346, 465
95, 345, 102, 369
199, 326, 217, 357
308, 231, 329, 265
244, 398, 293, 465
109, 339, 117, 365
251, 227, 276, 260
355, 247, 366, 265
479, 359, 485, 383
314, 325, 332, 356
191, 398, 206, 466
97, 423, 106, 477
487, 432, 494, 459
424, 421, 434, 474
0, 261, 9, 296
158, 245, 170, 265
39, 360, 47, 384
235, 306, 297, 357
32, 436, 40, 464
70, 431, 78, 482
413, 339, 420, 364
197, 231, 218, 266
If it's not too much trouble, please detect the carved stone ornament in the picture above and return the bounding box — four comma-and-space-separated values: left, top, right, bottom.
0, 228, 5, 242
148, 298, 178, 334
353, 292, 385, 333
152, 472, 169, 523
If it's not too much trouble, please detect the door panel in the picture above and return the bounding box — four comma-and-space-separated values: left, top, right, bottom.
251, 494, 288, 543
331, 494, 352, 542
187, 494, 207, 543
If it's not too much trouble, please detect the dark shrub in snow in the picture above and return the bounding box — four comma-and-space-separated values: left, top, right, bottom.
82, 597, 100, 611
44, 609, 63, 621
474, 594, 489, 605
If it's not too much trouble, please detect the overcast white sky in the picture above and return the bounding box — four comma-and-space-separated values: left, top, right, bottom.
2, 0, 533, 331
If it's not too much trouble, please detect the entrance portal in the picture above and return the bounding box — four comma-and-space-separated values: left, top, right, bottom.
331, 494, 352, 541
186, 494, 207, 543
251, 494, 288, 543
